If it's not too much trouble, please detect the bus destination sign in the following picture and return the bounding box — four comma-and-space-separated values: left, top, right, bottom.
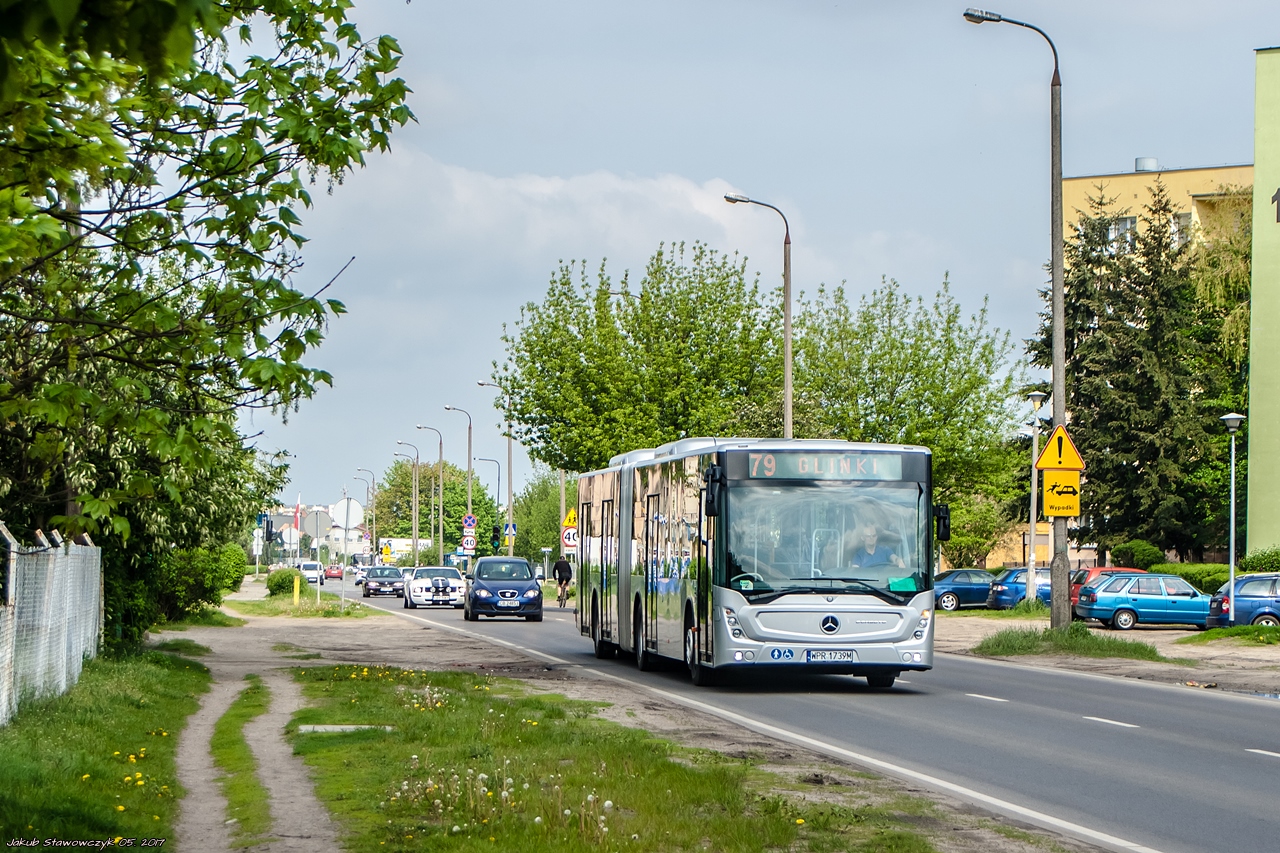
747, 452, 903, 481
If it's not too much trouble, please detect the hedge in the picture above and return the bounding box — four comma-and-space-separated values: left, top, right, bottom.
267, 568, 304, 597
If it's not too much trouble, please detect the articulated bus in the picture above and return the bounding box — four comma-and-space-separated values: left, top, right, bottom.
576, 438, 950, 688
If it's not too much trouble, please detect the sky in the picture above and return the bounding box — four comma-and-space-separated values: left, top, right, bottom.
246, 0, 1280, 510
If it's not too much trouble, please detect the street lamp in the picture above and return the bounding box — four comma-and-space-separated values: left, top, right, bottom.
1222, 413, 1246, 625
445, 405, 474, 515
416, 425, 445, 566
395, 440, 420, 567
356, 467, 377, 562
724, 191, 793, 439
353, 474, 372, 564
479, 380, 515, 556
965, 8, 1068, 627
1025, 390, 1048, 602
476, 456, 501, 550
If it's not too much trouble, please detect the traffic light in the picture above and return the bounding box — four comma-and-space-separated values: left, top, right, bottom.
264, 519, 274, 541
491, 525, 501, 549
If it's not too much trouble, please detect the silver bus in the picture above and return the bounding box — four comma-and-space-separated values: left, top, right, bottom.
576, 438, 949, 687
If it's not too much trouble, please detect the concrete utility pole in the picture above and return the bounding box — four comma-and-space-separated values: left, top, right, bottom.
965, 7, 1070, 626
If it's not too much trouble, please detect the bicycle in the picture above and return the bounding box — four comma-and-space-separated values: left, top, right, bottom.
556, 580, 570, 609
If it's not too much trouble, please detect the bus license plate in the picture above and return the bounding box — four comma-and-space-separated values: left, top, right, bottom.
806, 649, 855, 663
497, 600, 519, 608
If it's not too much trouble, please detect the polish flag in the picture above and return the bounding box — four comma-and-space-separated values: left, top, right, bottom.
294, 494, 302, 531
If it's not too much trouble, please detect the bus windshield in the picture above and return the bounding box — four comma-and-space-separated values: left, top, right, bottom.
724, 482, 929, 602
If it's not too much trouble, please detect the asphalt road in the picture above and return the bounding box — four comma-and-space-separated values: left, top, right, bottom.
363, 594, 1280, 853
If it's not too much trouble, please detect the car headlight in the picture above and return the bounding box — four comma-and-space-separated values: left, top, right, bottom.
475, 589, 493, 599
523, 588, 540, 599
367, 581, 380, 588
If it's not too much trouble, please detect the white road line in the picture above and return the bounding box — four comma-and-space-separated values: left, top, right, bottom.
966, 693, 1009, 703
1083, 716, 1140, 729
1246, 748, 1280, 759
380, 605, 1164, 853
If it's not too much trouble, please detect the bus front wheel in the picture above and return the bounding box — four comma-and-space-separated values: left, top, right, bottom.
634, 604, 655, 672
685, 615, 715, 687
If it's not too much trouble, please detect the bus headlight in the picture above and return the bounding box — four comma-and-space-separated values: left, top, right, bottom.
722, 607, 739, 627
917, 609, 932, 629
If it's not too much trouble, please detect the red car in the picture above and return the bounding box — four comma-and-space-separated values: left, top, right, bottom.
1070, 566, 1146, 606
324, 565, 344, 580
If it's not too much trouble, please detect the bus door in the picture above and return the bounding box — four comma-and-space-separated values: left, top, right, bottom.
696, 488, 712, 665
644, 493, 659, 649
601, 499, 615, 641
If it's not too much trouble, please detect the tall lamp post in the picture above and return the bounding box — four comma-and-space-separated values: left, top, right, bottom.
1025, 391, 1048, 601
416, 425, 445, 565
395, 441, 420, 567
724, 192, 793, 439
478, 380, 516, 556
965, 8, 1069, 627
476, 456, 501, 551
445, 405, 474, 515
354, 474, 372, 564
1222, 413, 1246, 625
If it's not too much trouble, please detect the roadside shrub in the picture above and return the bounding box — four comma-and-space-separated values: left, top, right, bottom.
218, 543, 249, 593
267, 568, 303, 597
1160, 563, 1230, 593
1110, 540, 1166, 570
1240, 547, 1280, 573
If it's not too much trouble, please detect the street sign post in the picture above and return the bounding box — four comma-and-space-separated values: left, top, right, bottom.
462, 514, 478, 530
1034, 425, 1085, 471
561, 526, 578, 551
461, 533, 477, 555
1035, 425, 1085, 518
561, 508, 576, 529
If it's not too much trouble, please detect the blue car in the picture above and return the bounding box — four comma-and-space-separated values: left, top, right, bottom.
933, 570, 995, 611
1207, 573, 1280, 628
986, 568, 1052, 609
1075, 572, 1209, 630
463, 557, 543, 622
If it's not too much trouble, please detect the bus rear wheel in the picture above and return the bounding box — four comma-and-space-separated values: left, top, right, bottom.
866, 672, 897, 689
685, 615, 715, 686
592, 600, 614, 659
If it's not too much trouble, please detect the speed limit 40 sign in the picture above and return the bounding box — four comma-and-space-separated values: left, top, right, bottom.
561, 527, 578, 550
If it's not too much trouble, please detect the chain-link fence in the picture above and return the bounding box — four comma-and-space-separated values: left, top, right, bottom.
0, 523, 103, 727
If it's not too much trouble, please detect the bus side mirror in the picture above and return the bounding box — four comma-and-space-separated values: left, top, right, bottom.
703, 465, 725, 517
934, 504, 951, 541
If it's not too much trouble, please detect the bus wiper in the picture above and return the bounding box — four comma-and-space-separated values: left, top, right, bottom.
833, 578, 909, 605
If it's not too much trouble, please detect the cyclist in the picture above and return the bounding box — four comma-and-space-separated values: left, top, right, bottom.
553, 556, 573, 607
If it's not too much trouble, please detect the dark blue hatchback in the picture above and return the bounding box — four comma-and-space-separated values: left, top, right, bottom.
933, 570, 994, 611
463, 557, 543, 622
1207, 573, 1280, 628
986, 568, 1052, 609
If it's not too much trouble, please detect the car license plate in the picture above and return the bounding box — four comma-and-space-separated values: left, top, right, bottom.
497, 600, 519, 608
433, 595, 449, 603
806, 649, 855, 663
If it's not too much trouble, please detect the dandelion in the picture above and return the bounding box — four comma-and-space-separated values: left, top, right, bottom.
113, 751, 120, 756
116, 806, 125, 812
587, 794, 595, 803
604, 800, 613, 810
632, 834, 639, 841
795, 819, 805, 825
452, 826, 461, 834
81, 774, 90, 781
534, 817, 542, 825
153, 816, 159, 821
136, 780, 145, 786
564, 809, 571, 817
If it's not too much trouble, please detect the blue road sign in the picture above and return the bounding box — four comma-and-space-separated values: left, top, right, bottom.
462, 514, 477, 529
503, 523, 516, 536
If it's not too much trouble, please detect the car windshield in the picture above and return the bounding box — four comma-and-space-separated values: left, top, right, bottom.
369, 568, 401, 579
414, 568, 461, 580
476, 561, 533, 580
725, 481, 928, 600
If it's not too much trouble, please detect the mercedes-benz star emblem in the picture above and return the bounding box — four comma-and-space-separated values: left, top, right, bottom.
820, 615, 840, 634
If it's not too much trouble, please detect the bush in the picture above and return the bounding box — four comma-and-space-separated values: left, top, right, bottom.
1240, 547, 1280, 573
267, 568, 303, 597
1110, 540, 1166, 570
1159, 563, 1229, 593
217, 543, 249, 593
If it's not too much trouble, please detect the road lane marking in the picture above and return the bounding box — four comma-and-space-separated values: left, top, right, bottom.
1246, 748, 1280, 759
966, 693, 1008, 703
1083, 716, 1140, 728
377, 602, 1164, 853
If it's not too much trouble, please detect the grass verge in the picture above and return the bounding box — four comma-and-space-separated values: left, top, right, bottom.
272, 642, 323, 660
1176, 625, 1280, 645
210, 674, 274, 846
288, 664, 942, 853
151, 639, 212, 656
939, 599, 1050, 620
152, 605, 246, 631
972, 621, 1184, 662
224, 590, 383, 619
0, 651, 210, 840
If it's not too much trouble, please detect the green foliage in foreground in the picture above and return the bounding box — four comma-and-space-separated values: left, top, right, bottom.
290, 665, 940, 853
1110, 540, 1167, 571
151, 605, 246, 631
267, 568, 304, 597
210, 675, 274, 844
1176, 625, 1280, 646
1239, 547, 1280, 573
1157, 563, 1268, 594
972, 622, 1175, 662
224, 591, 383, 619
149, 639, 211, 656
0, 652, 210, 838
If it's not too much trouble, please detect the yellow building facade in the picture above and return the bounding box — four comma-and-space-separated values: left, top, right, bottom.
1062, 160, 1252, 240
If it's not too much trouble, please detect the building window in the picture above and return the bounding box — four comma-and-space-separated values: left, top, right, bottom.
1107, 216, 1137, 252
1173, 212, 1193, 247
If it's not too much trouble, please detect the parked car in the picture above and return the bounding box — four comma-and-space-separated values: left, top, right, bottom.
463, 557, 542, 622
404, 567, 465, 609
362, 566, 405, 598
1067, 566, 1148, 607
1075, 572, 1210, 629
933, 570, 994, 611
1207, 573, 1280, 628
299, 561, 324, 585
987, 568, 1052, 609
324, 565, 344, 580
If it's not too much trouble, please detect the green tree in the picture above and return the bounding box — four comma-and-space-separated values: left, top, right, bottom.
942, 492, 1019, 569
794, 277, 1022, 503
498, 242, 780, 473
1034, 182, 1235, 560
375, 459, 499, 564
511, 466, 578, 566
1190, 186, 1252, 366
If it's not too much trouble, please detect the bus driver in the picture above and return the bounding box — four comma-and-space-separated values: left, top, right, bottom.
850, 525, 904, 569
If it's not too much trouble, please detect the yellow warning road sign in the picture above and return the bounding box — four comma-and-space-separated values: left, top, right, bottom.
1042, 470, 1081, 517
562, 508, 577, 528
1035, 425, 1085, 471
